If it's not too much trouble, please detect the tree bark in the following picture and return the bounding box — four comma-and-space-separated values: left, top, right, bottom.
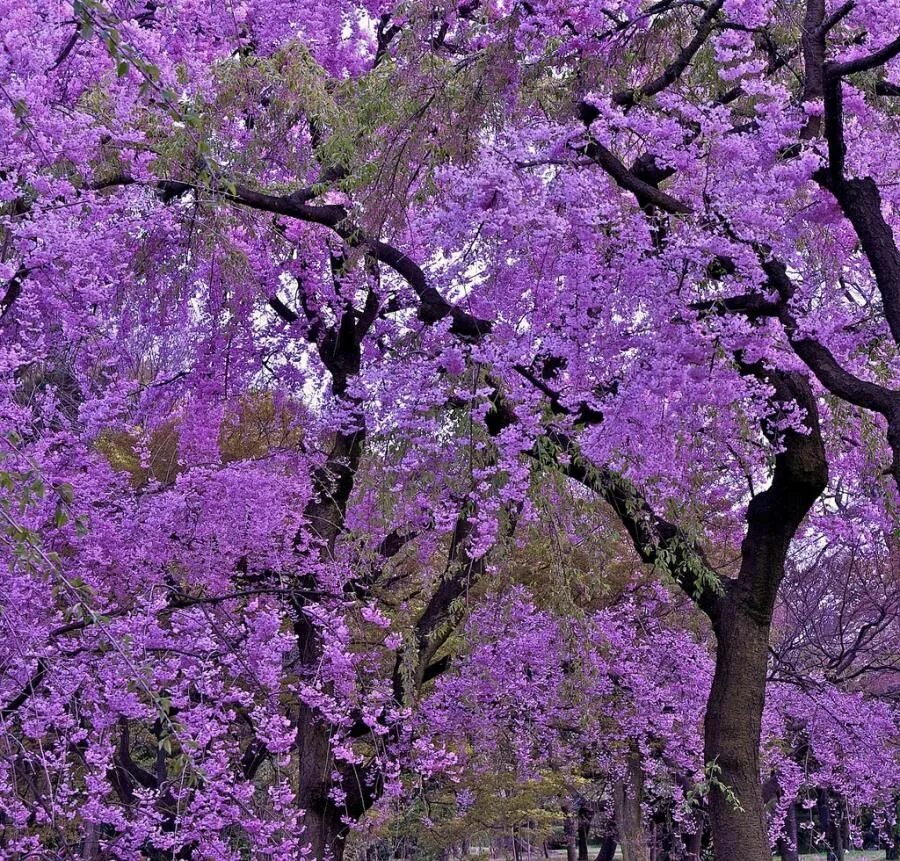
683, 824, 703, 861
595, 830, 617, 861
563, 805, 579, 861
777, 802, 799, 861
578, 807, 591, 861
614, 753, 649, 861
704, 600, 773, 861
702, 371, 828, 861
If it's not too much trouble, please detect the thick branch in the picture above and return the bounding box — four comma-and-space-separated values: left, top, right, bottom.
154, 179, 490, 339
548, 432, 724, 619
826, 35, 900, 79
735, 369, 828, 620
612, 0, 725, 108
581, 139, 693, 215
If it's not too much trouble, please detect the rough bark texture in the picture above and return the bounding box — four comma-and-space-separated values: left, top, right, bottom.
703, 601, 773, 861
703, 371, 828, 861
577, 806, 591, 861
614, 753, 649, 861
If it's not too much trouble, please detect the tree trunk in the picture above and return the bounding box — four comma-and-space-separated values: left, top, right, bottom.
81, 822, 100, 860
704, 598, 773, 861
563, 805, 579, 861
703, 372, 827, 861
578, 805, 592, 861
614, 752, 649, 861
595, 831, 617, 861
683, 824, 703, 861
815, 788, 847, 861
297, 719, 347, 860
777, 802, 799, 861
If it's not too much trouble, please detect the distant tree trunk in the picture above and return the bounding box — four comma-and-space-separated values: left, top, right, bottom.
578, 805, 591, 861
595, 831, 617, 861
889, 797, 900, 859
513, 827, 524, 861
777, 803, 800, 861
81, 822, 99, 860
564, 805, 579, 861
815, 789, 848, 861
657, 813, 677, 861
614, 752, 649, 861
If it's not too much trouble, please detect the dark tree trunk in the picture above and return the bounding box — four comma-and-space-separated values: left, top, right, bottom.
657, 814, 676, 861
296, 694, 348, 861
815, 789, 847, 861
595, 831, 617, 861
553, 376, 825, 861
703, 371, 828, 861
578, 809, 591, 861
777, 803, 799, 861
683, 824, 703, 861
564, 805, 579, 861
704, 600, 773, 861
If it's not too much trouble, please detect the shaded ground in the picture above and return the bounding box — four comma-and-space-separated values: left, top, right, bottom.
534, 851, 889, 861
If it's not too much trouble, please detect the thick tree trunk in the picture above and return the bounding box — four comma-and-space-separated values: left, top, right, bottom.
704, 599, 773, 861
703, 372, 827, 861
297, 710, 347, 861
577, 809, 591, 861
614, 753, 649, 861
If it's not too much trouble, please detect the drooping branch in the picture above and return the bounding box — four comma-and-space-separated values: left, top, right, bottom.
0, 658, 47, 719
143, 177, 491, 339
546, 431, 725, 619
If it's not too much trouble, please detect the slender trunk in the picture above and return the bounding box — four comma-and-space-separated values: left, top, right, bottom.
595, 831, 616, 861
512, 827, 523, 861
889, 805, 900, 861
577, 810, 590, 861
563, 805, 579, 861
816, 788, 846, 861
778, 803, 799, 861
614, 752, 649, 861
81, 822, 99, 860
